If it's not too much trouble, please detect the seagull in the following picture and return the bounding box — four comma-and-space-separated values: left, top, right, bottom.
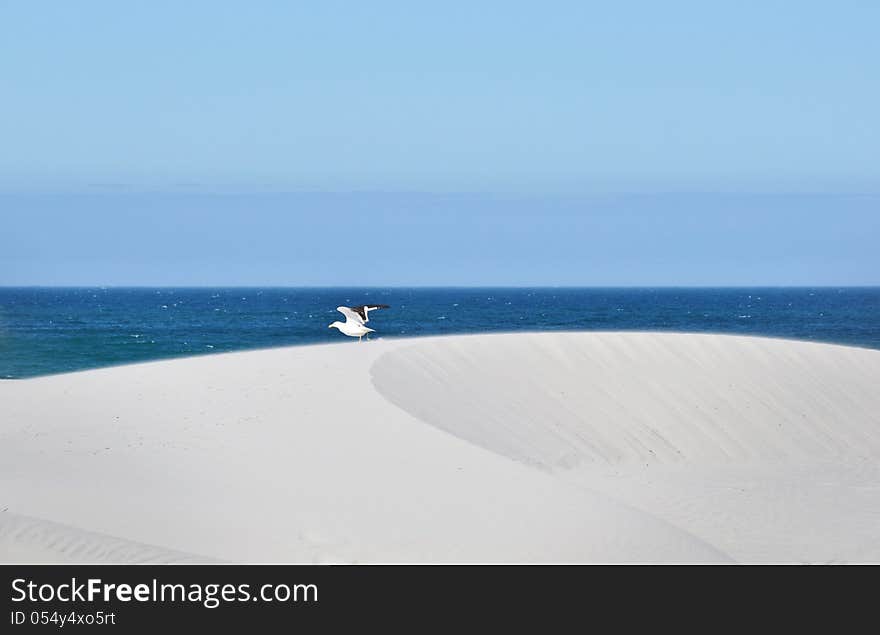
328, 304, 390, 342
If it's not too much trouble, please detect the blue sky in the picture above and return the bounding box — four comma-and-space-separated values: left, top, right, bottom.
1, 2, 877, 285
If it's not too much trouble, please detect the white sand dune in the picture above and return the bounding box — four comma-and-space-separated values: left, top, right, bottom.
373, 332, 880, 467
2, 332, 878, 562
372, 333, 880, 562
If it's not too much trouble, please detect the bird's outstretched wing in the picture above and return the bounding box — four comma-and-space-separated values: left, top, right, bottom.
337, 306, 366, 325
351, 304, 390, 323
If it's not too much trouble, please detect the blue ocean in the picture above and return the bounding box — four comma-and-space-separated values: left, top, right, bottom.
0, 287, 878, 379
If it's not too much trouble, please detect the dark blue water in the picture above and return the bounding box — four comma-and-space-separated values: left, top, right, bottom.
0, 287, 878, 379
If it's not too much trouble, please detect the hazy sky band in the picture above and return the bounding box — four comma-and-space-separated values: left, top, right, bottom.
3, 192, 877, 286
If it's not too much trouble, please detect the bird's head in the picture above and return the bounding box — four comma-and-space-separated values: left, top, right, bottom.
328, 321, 342, 330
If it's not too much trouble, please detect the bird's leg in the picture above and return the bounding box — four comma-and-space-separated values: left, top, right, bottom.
359, 335, 362, 343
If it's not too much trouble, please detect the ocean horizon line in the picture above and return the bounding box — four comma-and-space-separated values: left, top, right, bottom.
3, 284, 880, 290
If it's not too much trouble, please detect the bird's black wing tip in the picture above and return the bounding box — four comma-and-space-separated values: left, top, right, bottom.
353, 304, 390, 310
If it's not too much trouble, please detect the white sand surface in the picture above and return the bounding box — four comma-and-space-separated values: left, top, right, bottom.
0, 512, 215, 563
2, 332, 878, 562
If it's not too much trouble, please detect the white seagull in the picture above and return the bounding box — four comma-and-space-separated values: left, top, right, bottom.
328, 304, 390, 342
